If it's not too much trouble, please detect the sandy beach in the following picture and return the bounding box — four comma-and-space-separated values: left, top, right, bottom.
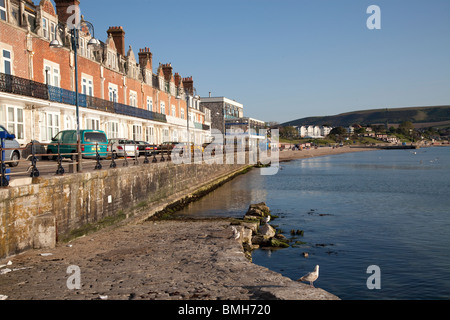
278, 145, 376, 162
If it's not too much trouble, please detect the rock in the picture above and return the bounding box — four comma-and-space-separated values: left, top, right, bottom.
241, 228, 253, 245
238, 220, 260, 233
250, 202, 270, 214
275, 233, 286, 239
258, 224, 276, 238
269, 238, 289, 248
245, 202, 271, 219
251, 235, 270, 246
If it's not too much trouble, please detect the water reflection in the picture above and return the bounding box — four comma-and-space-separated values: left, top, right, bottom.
174, 168, 268, 218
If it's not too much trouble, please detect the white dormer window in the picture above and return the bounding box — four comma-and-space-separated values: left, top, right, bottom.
43, 18, 49, 39
107, 51, 117, 69
0, 0, 6, 21
50, 22, 56, 41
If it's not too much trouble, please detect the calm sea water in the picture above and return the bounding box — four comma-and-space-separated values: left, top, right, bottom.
174, 147, 450, 300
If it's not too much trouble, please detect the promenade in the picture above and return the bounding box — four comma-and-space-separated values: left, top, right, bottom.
0, 218, 338, 300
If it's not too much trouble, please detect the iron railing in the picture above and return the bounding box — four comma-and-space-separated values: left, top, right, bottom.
0, 140, 171, 187
0, 72, 167, 123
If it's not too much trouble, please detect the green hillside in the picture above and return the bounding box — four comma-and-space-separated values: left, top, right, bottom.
282, 106, 450, 128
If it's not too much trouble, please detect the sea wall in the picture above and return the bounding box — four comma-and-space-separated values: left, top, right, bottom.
0, 159, 252, 259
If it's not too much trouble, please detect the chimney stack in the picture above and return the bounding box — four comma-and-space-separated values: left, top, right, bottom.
54, 0, 80, 26
161, 63, 173, 81
182, 76, 194, 96
138, 47, 153, 71
107, 26, 126, 57
174, 73, 182, 87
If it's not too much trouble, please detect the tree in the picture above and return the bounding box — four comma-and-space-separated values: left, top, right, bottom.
329, 127, 347, 136
398, 121, 415, 135
279, 126, 298, 140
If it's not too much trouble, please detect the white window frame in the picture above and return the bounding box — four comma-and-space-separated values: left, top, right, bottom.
129, 90, 137, 107
180, 108, 185, 120
42, 17, 49, 39
107, 121, 119, 139
86, 118, 100, 130
43, 60, 60, 87
162, 128, 169, 142
50, 22, 56, 41
79, 38, 85, 57
0, 0, 6, 21
39, 111, 60, 142
146, 97, 153, 111
81, 74, 94, 96
108, 83, 118, 102
171, 104, 176, 117
160, 101, 165, 114
2, 49, 12, 75
107, 50, 117, 69
172, 129, 178, 142
146, 126, 155, 144
132, 124, 142, 141
0, 105, 24, 141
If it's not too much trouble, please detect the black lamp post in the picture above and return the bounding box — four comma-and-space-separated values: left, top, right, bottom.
50, 19, 100, 171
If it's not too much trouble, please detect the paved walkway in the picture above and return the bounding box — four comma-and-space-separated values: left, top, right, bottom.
0, 218, 338, 300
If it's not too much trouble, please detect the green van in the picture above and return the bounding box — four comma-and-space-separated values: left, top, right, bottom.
47, 130, 108, 160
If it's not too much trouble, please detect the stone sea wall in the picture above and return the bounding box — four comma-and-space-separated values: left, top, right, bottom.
0, 160, 251, 259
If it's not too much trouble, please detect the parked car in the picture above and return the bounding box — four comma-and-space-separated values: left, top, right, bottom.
161, 141, 203, 155
47, 130, 109, 160
135, 141, 159, 156
109, 139, 138, 158
0, 125, 21, 167
160, 141, 178, 154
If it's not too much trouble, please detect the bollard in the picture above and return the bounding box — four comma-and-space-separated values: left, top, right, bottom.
0, 137, 8, 187
56, 141, 65, 175
94, 142, 102, 170
30, 141, 40, 178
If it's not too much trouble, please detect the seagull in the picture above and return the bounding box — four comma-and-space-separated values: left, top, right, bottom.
230, 226, 240, 240
297, 265, 319, 288
262, 215, 271, 224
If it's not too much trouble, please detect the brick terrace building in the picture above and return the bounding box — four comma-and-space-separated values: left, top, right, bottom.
0, 0, 211, 148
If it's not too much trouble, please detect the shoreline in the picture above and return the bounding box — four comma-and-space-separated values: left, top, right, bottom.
278, 145, 376, 162
0, 147, 383, 301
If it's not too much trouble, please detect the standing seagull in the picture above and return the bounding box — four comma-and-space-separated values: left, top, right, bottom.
230, 226, 240, 240
297, 265, 319, 288
262, 215, 271, 224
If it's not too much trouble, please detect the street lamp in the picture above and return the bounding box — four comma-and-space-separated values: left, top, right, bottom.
50, 19, 99, 172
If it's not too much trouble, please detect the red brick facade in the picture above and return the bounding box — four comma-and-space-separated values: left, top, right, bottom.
0, 0, 209, 145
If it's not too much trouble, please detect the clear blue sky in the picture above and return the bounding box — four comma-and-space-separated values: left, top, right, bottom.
58, 0, 450, 123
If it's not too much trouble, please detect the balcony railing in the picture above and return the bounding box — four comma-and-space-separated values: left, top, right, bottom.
0, 72, 167, 123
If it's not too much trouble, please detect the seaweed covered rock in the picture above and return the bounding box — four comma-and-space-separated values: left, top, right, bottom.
245, 202, 271, 219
